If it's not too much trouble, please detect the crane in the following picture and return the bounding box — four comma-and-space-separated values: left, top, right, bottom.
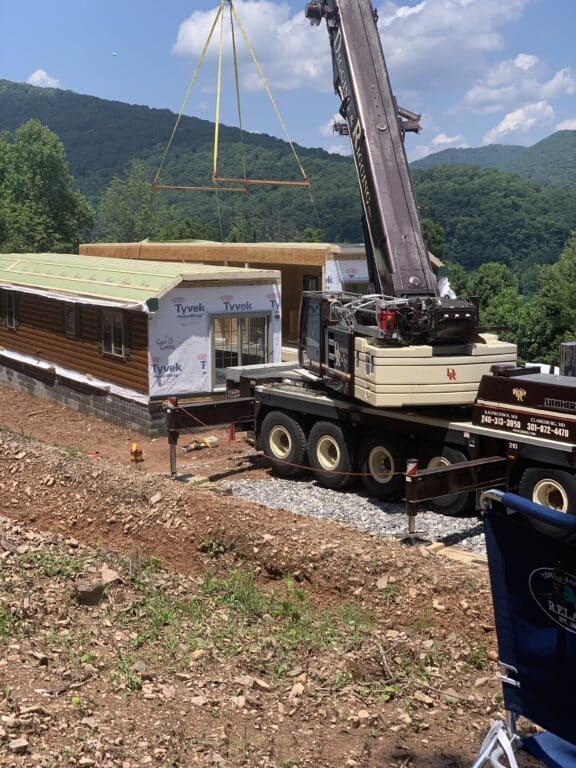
303, 0, 477, 348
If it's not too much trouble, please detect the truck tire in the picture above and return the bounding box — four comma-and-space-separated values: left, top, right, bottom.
421, 445, 473, 516
261, 411, 307, 478
308, 421, 356, 490
518, 468, 576, 514
359, 438, 405, 500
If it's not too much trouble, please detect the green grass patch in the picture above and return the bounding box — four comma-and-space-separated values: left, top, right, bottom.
20, 549, 86, 579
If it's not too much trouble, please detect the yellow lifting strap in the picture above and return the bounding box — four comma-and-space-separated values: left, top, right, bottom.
153, 0, 310, 192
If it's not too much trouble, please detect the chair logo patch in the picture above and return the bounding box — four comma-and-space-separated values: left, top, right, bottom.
529, 567, 576, 633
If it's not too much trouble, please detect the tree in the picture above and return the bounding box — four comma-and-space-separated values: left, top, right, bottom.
157, 218, 219, 242
513, 233, 576, 363
468, 263, 518, 309
93, 160, 171, 242
0, 120, 92, 253
299, 225, 325, 243
422, 218, 444, 258
443, 261, 469, 297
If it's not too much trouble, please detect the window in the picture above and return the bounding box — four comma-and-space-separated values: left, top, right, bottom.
0, 291, 19, 330
101, 310, 128, 358
64, 302, 80, 337
303, 275, 319, 292
6, 292, 18, 330
213, 314, 268, 386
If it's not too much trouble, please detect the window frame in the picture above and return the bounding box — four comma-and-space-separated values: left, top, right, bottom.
101, 309, 127, 359
6, 291, 18, 330
63, 302, 81, 338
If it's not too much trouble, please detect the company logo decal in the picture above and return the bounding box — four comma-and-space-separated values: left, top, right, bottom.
447, 368, 457, 381
173, 296, 206, 321
530, 567, 576, 634
151, 356, 184, 382
267, 292, 280, 310
220, 294, 253, 312
155, 333, 175, 351
197, 353, 208, 375
513, 387, 527, 402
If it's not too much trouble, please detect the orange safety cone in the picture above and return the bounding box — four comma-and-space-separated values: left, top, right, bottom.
130, 442, 144, 463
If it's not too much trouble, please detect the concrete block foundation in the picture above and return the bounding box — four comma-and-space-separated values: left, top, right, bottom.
0, 354, 165, 436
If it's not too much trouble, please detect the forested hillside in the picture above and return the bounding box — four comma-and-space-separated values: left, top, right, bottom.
1, 79, 576, 288
413, 131, 576, 187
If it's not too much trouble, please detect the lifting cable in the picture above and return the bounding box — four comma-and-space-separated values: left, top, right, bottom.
152, 0, 310, 193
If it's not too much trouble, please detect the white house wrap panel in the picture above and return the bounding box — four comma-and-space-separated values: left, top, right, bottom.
325, 258, 369, 292
148, 282, 282, 397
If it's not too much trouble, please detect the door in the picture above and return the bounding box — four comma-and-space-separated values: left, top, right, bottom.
213, 314, 268, 386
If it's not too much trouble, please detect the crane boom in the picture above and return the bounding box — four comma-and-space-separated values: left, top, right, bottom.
306, 0, 436, 297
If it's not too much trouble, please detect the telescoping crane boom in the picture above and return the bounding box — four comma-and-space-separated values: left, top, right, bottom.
306, 0, 435, 301
304, 0, 483, 347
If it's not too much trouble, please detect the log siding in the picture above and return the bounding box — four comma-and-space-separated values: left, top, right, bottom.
0, 291, 148, 393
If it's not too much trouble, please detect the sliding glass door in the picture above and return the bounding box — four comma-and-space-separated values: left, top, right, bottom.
213, 314, 268, 386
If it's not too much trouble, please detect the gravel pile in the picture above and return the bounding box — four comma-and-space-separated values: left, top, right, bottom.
222, 477, 487, 555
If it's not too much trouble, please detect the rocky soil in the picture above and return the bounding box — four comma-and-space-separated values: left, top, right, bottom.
0, 386, 539, 766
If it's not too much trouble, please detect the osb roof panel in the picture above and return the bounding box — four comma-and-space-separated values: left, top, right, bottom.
0, 253, 279, 306
82, 241, 367, 265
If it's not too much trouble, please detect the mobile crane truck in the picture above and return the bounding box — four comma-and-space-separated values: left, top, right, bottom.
167, 0, 576, 517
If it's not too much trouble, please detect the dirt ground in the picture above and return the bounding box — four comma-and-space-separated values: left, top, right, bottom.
0, 385, 535, 767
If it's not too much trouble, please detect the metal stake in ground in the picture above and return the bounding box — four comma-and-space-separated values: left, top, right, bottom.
401, 458, 429, 545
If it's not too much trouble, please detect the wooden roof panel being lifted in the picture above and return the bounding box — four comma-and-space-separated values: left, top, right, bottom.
80, 240, 367, 267
0, 253, 280, 310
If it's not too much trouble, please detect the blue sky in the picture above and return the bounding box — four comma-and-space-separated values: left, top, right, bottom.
1, 0, 575, 161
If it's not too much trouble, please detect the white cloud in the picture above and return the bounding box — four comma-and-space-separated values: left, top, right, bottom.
483, 101, 555, 144
173, 1, 327, 92
172, 0, 534, 98
410, 144, 433, 161
26, 69, 60, 88
514, 53, 538, 71
408, 133, 468, 161
326, 143, 352, 156
376, 0, 532, 91
556, 118, 576, 131
431, 133, 468, 149
462, 56, 575, 113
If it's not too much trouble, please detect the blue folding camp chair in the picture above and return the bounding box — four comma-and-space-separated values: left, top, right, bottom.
473, 489, 576, 768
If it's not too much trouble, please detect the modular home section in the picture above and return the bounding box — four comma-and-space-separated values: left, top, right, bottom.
0, 253, 281, 434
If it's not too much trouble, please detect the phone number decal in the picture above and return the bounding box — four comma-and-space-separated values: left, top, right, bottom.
475, 407, 571, 441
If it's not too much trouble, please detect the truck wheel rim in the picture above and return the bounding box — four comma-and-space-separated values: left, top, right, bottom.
316, 436, 340, 471
269, 426, 292, 460
532, 479, 569, 512
427, 456, 451, 469
368, 447, 394, 484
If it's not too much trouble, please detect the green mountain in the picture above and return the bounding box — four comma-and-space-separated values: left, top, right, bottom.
412, 131, 576, 187
1, 79, 576, 283
413, 144, 524, 171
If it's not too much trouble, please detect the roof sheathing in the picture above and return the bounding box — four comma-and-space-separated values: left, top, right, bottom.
0, 253, 280, 308
80, 241, 367, 266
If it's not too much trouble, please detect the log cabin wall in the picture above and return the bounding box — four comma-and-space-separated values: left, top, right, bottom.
0, 292, 149, 393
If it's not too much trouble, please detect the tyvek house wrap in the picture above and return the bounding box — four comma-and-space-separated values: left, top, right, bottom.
148, 282, 282, 397
324, 258, 369, 291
